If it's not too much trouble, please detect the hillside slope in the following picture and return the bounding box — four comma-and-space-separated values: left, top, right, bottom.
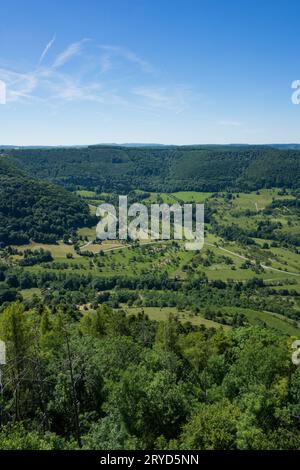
4, 145, 300, 192
0, 157, 93, 246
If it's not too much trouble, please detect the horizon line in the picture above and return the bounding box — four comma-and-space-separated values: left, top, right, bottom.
1, 142, 300, 149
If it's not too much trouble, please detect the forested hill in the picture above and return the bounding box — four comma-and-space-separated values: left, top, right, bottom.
0, 158, 93, 247
4, 145, 300, 192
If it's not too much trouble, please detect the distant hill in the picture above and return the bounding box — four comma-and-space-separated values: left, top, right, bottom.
269, 144, 300, 150
0, 157, 93, 246
4, 145, 300, 193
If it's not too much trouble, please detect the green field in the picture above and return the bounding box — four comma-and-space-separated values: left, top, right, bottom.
20, 287, 42, 300
172, 191, 213, 202
14, 242, 80, 259
76, 190, 97, 197
144, 191, 212, 204
121, 306, 230, 330
7, 188, 300, 336
222, 306, 300, 336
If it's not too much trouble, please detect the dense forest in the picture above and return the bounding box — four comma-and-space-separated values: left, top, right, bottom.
0, 158, 94, 247
0, 302, 299, 450
3, 145, 300, 193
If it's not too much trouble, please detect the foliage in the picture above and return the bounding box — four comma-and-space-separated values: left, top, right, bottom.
0, 303, 299, 450
0, 158, 95, 247
6, 145, 300, 193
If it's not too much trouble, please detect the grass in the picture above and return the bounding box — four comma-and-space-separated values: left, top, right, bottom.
222, 306, 300, 337
81, 241, 126, 253
232, 189, 295, 212
172, 191, 213, 202
20, 288, 41, 300
144, 193, 178, 204
76, 190, 97, 197
88, 204, 97, 215
10, 188, 300, 336
121, 306, 229, 330
213, 189, 298, 237
14, 242, 80, 259
143, 191, 213, 204
78, 226, 97, 240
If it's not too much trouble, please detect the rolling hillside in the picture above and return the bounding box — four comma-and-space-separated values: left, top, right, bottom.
0, 158, 94, 246
4, 145, 300, 193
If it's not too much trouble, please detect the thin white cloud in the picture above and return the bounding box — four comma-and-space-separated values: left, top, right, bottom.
132, 85, 191, 112
0, 40, 195, 114
0, 68, 39, 102
53, 39, 89, 68
219, 120, 243, 127
99, 45, 154, 74
100, 53, 112, 74
38, 34, 56, 65
51, 77, 104, 103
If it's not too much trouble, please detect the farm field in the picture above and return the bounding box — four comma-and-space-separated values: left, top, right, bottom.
12, 242, 81, 259
143, 191, 212, 204
120, 306, 230, 330
4, 187, 298, 339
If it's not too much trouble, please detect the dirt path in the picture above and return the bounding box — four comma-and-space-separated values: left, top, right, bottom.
80, 240, 93, 250
80, 232, 300, 277
207, 242, 300, 277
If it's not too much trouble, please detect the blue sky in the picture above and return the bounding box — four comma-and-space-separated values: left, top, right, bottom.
1, 0, 300, 145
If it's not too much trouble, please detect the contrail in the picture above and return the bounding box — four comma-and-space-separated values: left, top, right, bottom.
38, 33, 56, 64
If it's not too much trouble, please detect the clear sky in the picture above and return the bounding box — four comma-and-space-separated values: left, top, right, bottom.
1, 0, 300, 145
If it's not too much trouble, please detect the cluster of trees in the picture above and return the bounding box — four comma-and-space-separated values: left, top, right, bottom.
0, 256, 298, 324
5, 145, 300, 193
18, 249, 53, 266
0, 158, 95, 247
204, 307, 246, 327
0, 302, 299, 450
212, 205, 299, 249
212, 221, 255, 246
